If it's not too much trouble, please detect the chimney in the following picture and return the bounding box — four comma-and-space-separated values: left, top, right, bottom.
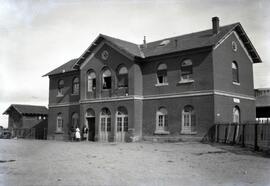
143, 36, 147, 48
212, 17, 220, 34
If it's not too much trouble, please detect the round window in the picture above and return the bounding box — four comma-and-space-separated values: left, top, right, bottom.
232, 41, 237, 52
101, 50, 109, 60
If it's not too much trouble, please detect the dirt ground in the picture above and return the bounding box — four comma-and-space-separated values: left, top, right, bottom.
0, 139, 269, 186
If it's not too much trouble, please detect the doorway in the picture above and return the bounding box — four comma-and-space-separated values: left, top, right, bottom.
87, 117, 95, 141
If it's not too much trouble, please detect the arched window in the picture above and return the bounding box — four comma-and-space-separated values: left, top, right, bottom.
156, 107, 168, 133
232, 61, 239, 83
72, 113, 79, 128
102, 68, 112, 89
100, 108, 111, 132
181, 105, 196, 134
117, 66, 128, 88
86, 108, 95, 118
233, 106, 240, 123
56, 113, 63, 132
72, 77, 79, 95
57, 80, 64, 96
87, 70, 96, 92
180, 59, 193, 81
157, 63, 168, 84
116, 107, 128, 132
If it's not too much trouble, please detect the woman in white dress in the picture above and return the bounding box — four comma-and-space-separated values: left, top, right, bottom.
75, 127, 81, 141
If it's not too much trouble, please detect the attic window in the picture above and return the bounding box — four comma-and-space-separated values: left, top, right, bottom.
159, 40, 170, 46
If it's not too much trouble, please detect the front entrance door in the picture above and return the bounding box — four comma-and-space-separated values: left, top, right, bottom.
100, 116, 111, 142
87, 117, 95, 141
116, 116, 128, 142
182, 112, 192, 133
181, 106, 195, 134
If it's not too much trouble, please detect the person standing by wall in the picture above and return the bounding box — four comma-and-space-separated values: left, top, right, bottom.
83, 126, 89, 141
75, 126, 81, 141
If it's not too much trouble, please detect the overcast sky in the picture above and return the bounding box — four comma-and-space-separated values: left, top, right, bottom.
0, 0, 269, 127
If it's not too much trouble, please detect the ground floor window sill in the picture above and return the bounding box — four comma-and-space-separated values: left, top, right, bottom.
180, 131, 197, 135
154, 131, 170, 135
177, 79, 194, 84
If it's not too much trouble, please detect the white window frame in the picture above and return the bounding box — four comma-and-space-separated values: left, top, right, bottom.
88, 71, 96, 92
56, 113, 63, 133
99, 108, 111, 142
155, 108, 169, 134
181, 106, 196, 134
179, 59, 194, 83
232, 61, 240, 85
156, 63, 168, 86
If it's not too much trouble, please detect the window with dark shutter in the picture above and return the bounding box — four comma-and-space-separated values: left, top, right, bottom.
232, 61, 239, 83
157, 63, 168, 85
102, 69, 112, 89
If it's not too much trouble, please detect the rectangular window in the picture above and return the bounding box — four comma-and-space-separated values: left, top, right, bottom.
158, 115, 164, 127
73, 84, 79, 95
107, 118, 111, 131
232, 69, 239, 83
57, 89, 63, 96
157, 70, 167, 84
118, 74, 128, 88
181, 65, 193, 80
124, 117, 128, 132
88, 78, 96, 92
57, 119, 63, 132
117, 117, 122, 131
103, 77, 111, 89
101, 118, 105, 131
165, 115, 168, 127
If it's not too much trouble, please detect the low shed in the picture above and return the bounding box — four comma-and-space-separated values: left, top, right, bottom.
3, 104, 48, 139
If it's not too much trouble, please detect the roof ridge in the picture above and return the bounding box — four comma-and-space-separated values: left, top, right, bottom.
12, 104, 47, 108
143, 22, 239, 46
100, 34, 138, 45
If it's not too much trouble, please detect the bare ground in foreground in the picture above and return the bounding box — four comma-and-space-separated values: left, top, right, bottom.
0, 139, 269, 186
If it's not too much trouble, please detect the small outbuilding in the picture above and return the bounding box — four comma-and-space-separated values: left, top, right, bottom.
3, 104, 48, 139
255, 88, 270, 123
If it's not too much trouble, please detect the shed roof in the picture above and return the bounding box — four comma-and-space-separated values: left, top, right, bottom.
43, 58, 78, 77
3, 104, 48, 116
256, 95, 270, 108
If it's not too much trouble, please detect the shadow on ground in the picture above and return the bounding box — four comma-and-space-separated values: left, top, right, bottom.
207, 143, 270, 158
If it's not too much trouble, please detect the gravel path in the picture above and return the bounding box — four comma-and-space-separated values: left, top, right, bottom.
0, 139, 269, 186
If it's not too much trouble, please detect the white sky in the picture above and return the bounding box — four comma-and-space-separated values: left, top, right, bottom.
0, 0, 269, 127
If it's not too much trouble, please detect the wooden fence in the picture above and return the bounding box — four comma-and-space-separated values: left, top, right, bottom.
204, 123, 270, 151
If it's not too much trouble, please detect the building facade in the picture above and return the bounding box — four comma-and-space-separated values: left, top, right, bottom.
45, 17, 261, 142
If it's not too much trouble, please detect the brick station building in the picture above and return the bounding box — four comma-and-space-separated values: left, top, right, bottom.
44, 17, 261, 142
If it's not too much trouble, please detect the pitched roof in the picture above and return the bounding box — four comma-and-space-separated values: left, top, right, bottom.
45, 22, 261, 76
43, 58, 78, 76
140, 23, 238, 58
3, 104, 48, 116
101, 34, 143, 58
